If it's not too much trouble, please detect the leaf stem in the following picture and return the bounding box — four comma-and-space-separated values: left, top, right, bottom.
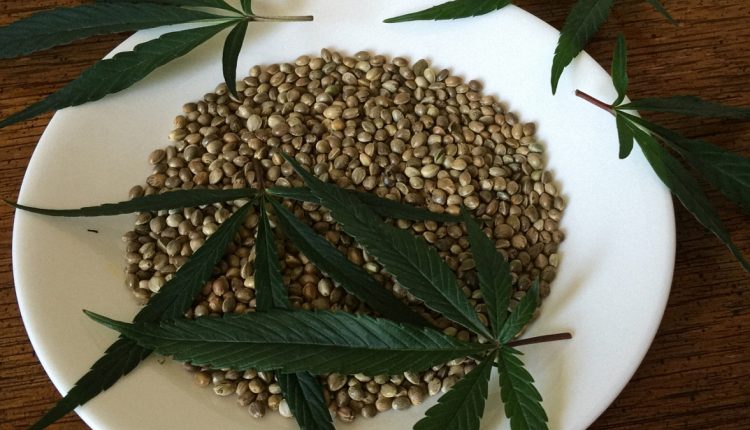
575, 90, 614, 115
253, 158, 266, 192
505, 332, 573, 348
248, 14, 313, 22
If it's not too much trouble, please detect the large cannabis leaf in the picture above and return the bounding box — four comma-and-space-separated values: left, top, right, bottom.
87, 309, 493, 375
12, 175, 568, 430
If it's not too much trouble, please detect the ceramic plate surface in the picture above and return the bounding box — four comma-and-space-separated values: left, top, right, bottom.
13, 2, 675, 429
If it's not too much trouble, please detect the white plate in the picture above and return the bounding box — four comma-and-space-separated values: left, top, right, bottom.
12, 2, 675, 429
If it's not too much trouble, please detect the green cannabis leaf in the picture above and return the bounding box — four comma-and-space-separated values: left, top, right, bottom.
619, 96, 750, 119
625, 120, 750, 272
26, 338, 150, 430
622, 115, 750, 212
0, 3, 222, 59
497, 347, 548, 430
611, 33, 628, 106
550, 0, 676, 94
267, 185, 460, 223
384, 0, 512, 23
283, 154, 492, 339
5, 188, 253, 217
221, 20, 248, 99
0, 2, 312, 128
11, 172, 572, 429
131, 202, 255, 322
241, 0, 253, 14
268, 198, 428, 327
98, 0, 241, 12
414, 353, 494, 430
86, 309, 494, 375
615, 114, 634, 159
254, 197, 290, 310
0, 21, 237, 128
462, 209, 511, 338
21, 193, 253, 430
551, 0, 614, 94
576, 34, 750, 272
497, 281, 540, 344
253, 197, 334, 430
463, 209, 549, 429
277, 372, 334, 430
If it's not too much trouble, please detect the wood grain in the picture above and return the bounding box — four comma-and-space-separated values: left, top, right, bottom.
1, 1, 749, 429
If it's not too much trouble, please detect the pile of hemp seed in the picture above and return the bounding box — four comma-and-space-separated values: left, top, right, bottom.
122, 48, 565, 422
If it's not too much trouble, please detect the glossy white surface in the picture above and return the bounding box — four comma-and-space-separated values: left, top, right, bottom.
13, 2, 675, 429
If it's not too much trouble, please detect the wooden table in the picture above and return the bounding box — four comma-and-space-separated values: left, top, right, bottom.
1, 1, 748, 429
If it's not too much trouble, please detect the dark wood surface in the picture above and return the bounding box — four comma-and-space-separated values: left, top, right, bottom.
1, 1, 748, 429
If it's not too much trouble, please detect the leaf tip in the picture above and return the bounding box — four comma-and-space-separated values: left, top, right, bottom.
83, 310, 123, 332
550, 71, 561, 95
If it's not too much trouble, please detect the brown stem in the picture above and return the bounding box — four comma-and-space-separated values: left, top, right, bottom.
253, 158, 266, 192
575, 90, 614, 115
505, 332, 573, 348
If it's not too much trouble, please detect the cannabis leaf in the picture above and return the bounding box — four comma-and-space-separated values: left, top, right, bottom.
267, 185, 460, 222
98, 0, 240, 12
611, 33, 628, 105
132, 202, 254, 322
615, 114, 634, 159
623, 115, 750, 212
497, 347, 548, 430
12, 163, 573, 429
413, 353, 494, 430
618, 96, 750, 119
416, 214, 550, 430
26, 338, 150, 430
624, 120, 750, 272
551, 0, 614, 94
5, 188, 253, 217
24, 194, 253, 430
86, 309, 493, 375
254, 197, 290, 311
0, 3, 222, 59
283, 154, 492, 339
0, 1, 312, 129
462, 209, 511, 338
611, 33, 634, 159
277, 372, 334, 430
578, 34, 750, 273
497, 281, 540, 344
268, 198, 428, 327
241, 0, 253, 14
222, 20, 248, 99
254, 198, 334, 430
384, 0, 512, 23
0, 21, 237, 128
